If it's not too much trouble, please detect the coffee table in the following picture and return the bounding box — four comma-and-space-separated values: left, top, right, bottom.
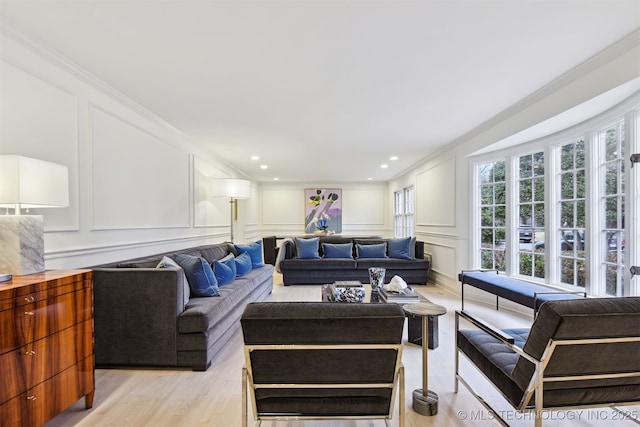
320, 283, 440, 350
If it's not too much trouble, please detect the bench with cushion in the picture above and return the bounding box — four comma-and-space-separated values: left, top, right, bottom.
459, 270, 585, 311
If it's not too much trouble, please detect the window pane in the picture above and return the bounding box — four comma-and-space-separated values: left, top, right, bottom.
575, 140, 585, 168
561, 173, 574, 199
600, 121, 625, 296
481, 185, 493, 205
560, 202, 574, 228
519, 180, 532, 203
495, 183, 506, 204
576, 170, 585, 199
533, 177, 544, 202
561, 144, 574, 170
518, 151, 545, 279
520, 155, 532, 179
481, 207, 493, 226
478, 160, 506, 272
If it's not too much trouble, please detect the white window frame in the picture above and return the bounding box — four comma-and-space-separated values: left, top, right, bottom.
393, 186, 414, 238
470, 94, 639, 296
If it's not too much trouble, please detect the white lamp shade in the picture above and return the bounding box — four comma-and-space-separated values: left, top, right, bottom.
0, 155, 69, 209
212, 178, 251, 199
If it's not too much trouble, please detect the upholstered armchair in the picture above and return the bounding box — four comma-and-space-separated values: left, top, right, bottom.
241, 302, 406, 427
455, 297, 640, 426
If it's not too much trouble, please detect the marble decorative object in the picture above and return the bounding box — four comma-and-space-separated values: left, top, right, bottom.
0, 215, 45, 275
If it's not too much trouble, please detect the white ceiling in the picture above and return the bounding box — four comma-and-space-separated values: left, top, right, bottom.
1, 1, 639, 183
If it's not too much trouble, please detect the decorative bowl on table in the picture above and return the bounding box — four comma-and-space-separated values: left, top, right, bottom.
329, 282, 366, 303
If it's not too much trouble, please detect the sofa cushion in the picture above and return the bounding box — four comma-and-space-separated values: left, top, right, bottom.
280, 258, 357, 271
295, 237, 321, 259
235, 240, 265, 268
213, 254, 236, 286
156, 256, 191, 305
235, 252, 253, 277
356, 243, 388, 259
388, 237, 413, 260
178, 267, 274, 334
322, 242, 353, 259
196, 245, 230, 264
356, 258, 429, 270
173, 253, 220, 297
117, 256, 163, 268
457, 328, 529, 408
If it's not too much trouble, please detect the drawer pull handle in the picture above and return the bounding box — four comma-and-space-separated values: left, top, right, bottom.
24, 296, 35, 303
25, 350, 36, 356
24, 311, 35, 316
27, 395, 37, 401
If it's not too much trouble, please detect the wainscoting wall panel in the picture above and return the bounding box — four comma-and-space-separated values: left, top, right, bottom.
90, 106, 191, 230
416, 157, 456, 227
261, 188, 304, 226
0, 58, 79, 232
193, 156, 228, 228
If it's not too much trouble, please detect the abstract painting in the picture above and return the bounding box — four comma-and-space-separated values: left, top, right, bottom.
304, 188, 342, 233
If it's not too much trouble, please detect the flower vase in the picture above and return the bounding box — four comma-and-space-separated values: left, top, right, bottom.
314, 230, 328, 236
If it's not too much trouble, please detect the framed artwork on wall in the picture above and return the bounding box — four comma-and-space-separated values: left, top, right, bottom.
304, 188, 342, 234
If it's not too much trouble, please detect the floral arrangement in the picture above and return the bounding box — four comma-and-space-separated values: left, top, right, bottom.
315, 213, 329, 231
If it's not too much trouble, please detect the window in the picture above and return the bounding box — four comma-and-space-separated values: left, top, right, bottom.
394, 191, 403, 237
472, 96, 638, 296
394, 187, 414, 237
479, 161, 506, 272
558, 140, 586, 287
600, 121, 625, 296
518, 151, 545, 278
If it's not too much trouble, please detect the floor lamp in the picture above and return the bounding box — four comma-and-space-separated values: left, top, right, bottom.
212, 178, 251, 243
0, 155, 69, 277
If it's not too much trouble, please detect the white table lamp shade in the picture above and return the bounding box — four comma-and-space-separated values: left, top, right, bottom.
0, 155, 69, 210
212, 178, 251, 199
0, 155, 69, 276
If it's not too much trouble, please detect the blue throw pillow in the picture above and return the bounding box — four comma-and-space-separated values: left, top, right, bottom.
295, 237, 320, 259
234, 251, 253, 277
235, 240, 265, 268
322, 242, 353, 259
388, 237, 413, 260
172, 253, 219, 297
213, 254, 236, 286
356, 243, 388, 259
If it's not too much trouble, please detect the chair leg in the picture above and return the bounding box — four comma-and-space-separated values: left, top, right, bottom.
535, 361, 543, 427
242, 367, 248, 427
399, 365, 405, 427
454, 314, 460, 393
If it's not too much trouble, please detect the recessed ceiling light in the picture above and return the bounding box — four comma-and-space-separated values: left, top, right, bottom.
251, 156, 260, 161
260, 165, 268, 169
367, 177, 373, 180
273, 177, 279, 181
390, 156, 398, 161
381, 164, 388, 169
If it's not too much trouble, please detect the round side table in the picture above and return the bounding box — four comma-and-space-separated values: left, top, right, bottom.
402, 301, 447, 416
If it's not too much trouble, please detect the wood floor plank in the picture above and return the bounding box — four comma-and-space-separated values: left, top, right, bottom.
42, 273, 639, 427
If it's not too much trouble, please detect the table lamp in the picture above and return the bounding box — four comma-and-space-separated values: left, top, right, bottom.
0, 155, 69, 276
211, 178, 251, 242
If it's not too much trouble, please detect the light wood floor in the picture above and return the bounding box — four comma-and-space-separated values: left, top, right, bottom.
44, 274, 639, 427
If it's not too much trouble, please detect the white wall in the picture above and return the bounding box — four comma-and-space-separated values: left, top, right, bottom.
0, 24, 250, 269
259, 182, 391, 237
390, 31, 640, 295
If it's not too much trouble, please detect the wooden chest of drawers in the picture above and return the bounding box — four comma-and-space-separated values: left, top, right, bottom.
0, 270, 94, 427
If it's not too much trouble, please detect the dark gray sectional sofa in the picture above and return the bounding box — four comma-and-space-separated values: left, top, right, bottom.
91, 242, 274, 371
276, 236, 431, 286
